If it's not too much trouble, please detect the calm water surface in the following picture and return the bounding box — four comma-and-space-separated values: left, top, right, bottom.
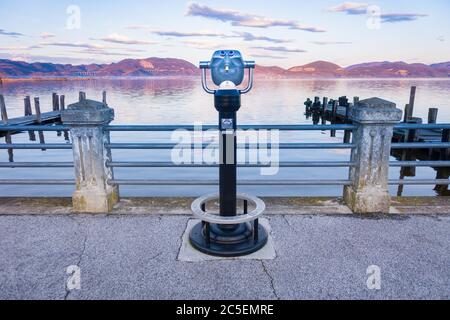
1, 78, 449, 197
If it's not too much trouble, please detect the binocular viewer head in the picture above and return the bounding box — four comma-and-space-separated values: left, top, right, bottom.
200, 50, 255, 94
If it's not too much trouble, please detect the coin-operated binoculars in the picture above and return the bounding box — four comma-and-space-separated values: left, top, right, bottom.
190, 50, 268, 257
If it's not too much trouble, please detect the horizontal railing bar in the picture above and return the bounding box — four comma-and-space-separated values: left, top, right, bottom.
0, 162, 73, 168
0, 179, 74, 185
395, 123, 450, 130
0, 144, 72, 150
107, 143, 355, 150
108, 179, 352, 186
391, 143, 450, 149
107, 161, 355, 168
390, 161, 450, 167
389, 179, 450, 185
0, 125, 68, 132
1, 123, 449, 133
106, 124, 357, 131
0, 179, 445, 186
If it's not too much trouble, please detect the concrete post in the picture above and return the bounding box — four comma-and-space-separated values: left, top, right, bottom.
62, 99, 119, 213
344, 97, 402, 214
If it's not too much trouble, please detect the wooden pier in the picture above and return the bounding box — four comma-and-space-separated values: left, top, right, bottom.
304, 86, 450, 196
0, 93, 65, 138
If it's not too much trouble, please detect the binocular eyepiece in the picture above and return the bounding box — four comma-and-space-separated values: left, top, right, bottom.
200, 50, 255, 94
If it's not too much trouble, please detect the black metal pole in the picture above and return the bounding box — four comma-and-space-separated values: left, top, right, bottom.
219, 111, 237, 221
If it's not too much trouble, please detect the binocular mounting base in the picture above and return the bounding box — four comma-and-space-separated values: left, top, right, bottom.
189, 221, 268, 257
189, 193, 268, 257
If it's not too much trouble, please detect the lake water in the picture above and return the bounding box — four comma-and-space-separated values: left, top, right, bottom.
1, 78, 449, 197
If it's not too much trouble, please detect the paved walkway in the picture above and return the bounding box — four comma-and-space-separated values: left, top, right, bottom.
0, 214, 449, 300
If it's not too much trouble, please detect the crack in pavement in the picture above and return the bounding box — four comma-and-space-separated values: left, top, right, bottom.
260, 260, 280, 300
282, 215, 295, 229
64, 217, 88, 300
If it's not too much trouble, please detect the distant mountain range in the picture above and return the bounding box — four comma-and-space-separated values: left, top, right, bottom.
0, 58, 449, 79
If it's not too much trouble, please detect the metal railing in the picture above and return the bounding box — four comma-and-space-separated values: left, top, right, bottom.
0, 123, 449, 187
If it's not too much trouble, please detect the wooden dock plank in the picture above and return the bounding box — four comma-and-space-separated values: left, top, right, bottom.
5, 111, 61, 126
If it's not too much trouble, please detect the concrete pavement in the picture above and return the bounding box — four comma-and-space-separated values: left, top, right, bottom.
0, 213, 449, 300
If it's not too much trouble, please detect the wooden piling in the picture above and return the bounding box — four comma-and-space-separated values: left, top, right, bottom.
34, 97, 46, 151
406, 86, 416, 120
428, 108, 438, 124
403, 104, 410, 122
55, 94, 60, 111
79, 91, 86, 102
60, 95, 70, 141
331, 100, 338, 138
24, 96, 32, 116
24, 96, 36, 141
0, 95, 14, 162
0, 94, 8, 123
60, 95, 65, 110
343, 103, 352, 143
322, 97, 328, 113
52, 93, 58, 111
53, 93, 62, 136
102, 91, 107, 105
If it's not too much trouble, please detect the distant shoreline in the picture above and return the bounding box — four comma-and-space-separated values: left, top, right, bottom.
1, 76, 450, 83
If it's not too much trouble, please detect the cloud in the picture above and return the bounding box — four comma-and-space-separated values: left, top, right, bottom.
380, 13, 428, 23
0, 29, 24, 37
312, 41, 352, 45
437, 36, 445, 42
150, 28, 290, 43
151, 30, 226, 37
181, 39, 222, 50
186, 2, 325, 32
250, 54, 287, 60
40, 41, 147, 57
328, 2, 428, 23
234, 32, 290, 44
0, 45, 42, 51
126, 25, 152, 30
40, 32, 55, 39
251, 46, 307, 53
74, 49, 133, 56
327, 2, 369, 15
98, 33, 155, 45
42, 42, 113, 50
0, 53, 105, 65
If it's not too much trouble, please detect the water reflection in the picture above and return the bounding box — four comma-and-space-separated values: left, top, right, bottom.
0, 78, 449, 197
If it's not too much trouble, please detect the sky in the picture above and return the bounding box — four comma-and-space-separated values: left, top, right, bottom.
0, 0, 449, 68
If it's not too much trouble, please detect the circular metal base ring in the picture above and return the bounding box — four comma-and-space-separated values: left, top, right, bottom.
189, 193, 268, 257
191, 193, 265, 224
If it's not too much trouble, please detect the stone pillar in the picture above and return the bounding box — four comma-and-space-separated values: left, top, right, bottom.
62, 99, 119, 213
344, 97, 402, 214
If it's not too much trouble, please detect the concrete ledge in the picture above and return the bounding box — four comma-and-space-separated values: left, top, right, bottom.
0, 197, 449, 215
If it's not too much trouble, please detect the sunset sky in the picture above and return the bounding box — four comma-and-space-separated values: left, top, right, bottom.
0, 0, 449, 67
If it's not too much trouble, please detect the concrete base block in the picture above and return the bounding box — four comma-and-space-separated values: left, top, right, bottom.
72, 188, 119, 213
178, 218, 277, 262
344, 186, 391, 214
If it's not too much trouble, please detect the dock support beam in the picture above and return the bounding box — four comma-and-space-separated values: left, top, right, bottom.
344, 97, 402, 214
62, 98, 119, 213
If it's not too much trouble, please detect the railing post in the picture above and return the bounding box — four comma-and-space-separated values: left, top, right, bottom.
344, 97, 402, 214
62, 98, 119, 213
